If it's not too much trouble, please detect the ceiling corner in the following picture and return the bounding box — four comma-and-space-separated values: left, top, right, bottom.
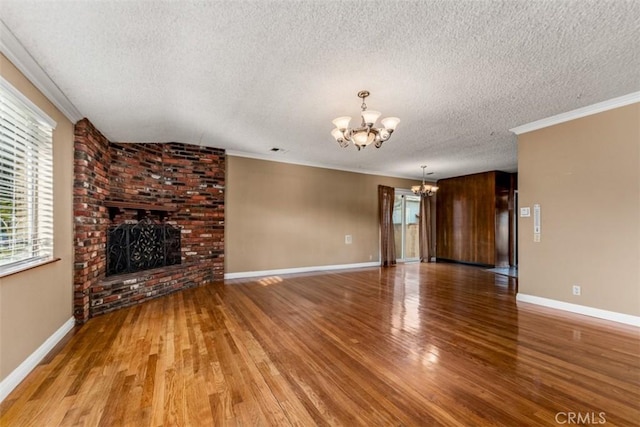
0, 19, 83, 123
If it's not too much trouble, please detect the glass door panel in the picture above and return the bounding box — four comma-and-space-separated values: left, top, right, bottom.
393, 192, 420, 262
404, 196, 420, 259
393, 196, 403, 259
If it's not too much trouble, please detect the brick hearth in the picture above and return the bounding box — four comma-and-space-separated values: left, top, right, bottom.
73, 118, 224, 323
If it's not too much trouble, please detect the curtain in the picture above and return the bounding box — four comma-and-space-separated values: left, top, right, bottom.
378, 185, 396, 267
419, 194, 433, 262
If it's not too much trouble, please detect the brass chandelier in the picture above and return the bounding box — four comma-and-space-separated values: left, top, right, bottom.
331, 90, 400, 150
412, 165, 439, 196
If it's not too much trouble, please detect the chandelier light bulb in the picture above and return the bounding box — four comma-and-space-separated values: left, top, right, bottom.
331, 128, 344, 142
352, 130, 374, 146
332, 116, 352, 130
381, 117, 400, 131
361, 110, 381, 126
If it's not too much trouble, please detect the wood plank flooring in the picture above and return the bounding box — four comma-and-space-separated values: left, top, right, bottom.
1, 263, 638, 426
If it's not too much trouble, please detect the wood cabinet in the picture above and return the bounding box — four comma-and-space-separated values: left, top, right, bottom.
436, 171, 515, 267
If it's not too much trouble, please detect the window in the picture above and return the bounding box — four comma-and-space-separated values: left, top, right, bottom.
0, 76, 56, 274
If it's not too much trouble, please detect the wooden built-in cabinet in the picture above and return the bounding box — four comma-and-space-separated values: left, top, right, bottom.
436, 171, 516, 267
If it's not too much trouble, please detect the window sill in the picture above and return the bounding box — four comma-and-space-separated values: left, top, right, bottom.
0, 257, 62, 279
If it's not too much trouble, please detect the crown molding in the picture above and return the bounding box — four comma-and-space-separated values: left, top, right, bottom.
510, 91, 640, 135
226, 150, 421, 181
1, 75, 57, 128
0, 19, 82, 123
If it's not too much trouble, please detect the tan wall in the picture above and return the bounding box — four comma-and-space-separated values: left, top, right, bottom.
517, 103, 640, 316
0, 54, 74, 380
225, 156, 422, 273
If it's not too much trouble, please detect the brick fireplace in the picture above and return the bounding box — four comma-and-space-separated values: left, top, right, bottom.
73, 118, 224, 323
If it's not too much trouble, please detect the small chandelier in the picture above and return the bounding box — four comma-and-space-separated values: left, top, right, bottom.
412, 165, 439, 196
331, 90, 400, 150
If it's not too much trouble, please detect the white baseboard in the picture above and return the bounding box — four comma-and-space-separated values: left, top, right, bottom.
224, 261, 380, 280
0, 317, 75, 403
516, 294, 640, 327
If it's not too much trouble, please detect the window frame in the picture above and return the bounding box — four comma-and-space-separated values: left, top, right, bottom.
393, 189, 421, 262
0, 76, 57, 276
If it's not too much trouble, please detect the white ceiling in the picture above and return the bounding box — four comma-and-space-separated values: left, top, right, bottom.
1, 1, 639, 180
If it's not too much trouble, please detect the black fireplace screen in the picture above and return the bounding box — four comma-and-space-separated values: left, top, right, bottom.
106, 219, 181, 276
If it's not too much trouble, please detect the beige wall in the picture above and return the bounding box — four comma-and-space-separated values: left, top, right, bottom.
518, 103, 640, 316
226, 156, 422, 273
0, 54, 74, 380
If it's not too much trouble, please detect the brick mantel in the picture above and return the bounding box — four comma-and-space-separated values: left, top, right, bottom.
73, 118, 225, 323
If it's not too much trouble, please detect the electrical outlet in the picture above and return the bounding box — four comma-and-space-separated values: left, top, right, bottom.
572, 285, 581, 296
345, 235, 352, 244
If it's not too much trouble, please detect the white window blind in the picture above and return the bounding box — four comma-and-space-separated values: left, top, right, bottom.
0, 76, 56, 273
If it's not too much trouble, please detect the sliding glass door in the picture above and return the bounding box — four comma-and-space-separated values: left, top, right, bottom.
393, 191, 420, 262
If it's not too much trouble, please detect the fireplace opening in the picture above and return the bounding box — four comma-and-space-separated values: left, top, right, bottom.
106, 218, 181, 276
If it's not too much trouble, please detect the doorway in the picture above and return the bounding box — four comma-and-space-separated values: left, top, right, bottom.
513, 190, 518, 267
393, 191, 420, 262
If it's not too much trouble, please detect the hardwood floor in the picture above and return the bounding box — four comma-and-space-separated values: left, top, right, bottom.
1, 263, 638, 426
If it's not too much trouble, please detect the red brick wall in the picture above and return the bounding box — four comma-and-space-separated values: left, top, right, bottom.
73, 119, 110, 323
73, 119, 225, 323
108, 142, 225, 266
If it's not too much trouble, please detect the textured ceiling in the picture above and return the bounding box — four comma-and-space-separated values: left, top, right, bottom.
1, 1, 639, 180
